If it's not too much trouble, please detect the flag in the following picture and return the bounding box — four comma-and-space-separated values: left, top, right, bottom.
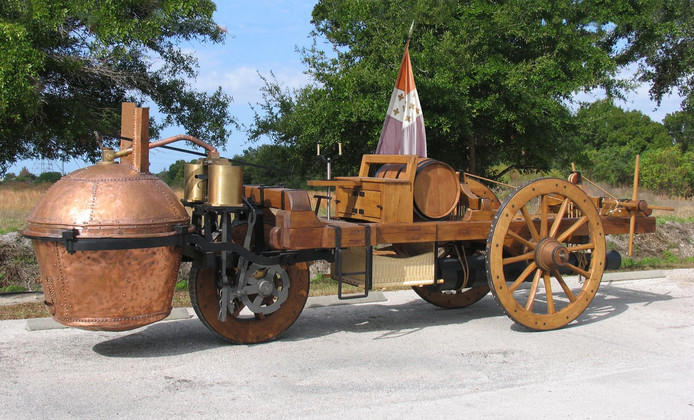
375, 41, 427, 157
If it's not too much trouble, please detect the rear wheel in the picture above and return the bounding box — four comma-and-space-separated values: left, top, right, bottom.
412, 285, 489, 309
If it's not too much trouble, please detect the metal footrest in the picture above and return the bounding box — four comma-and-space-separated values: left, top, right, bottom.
331, 224, 372, 300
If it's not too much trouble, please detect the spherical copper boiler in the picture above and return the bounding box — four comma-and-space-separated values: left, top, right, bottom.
22, 161, 190, 331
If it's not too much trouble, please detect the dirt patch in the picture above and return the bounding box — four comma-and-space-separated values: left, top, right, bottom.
606, 220, 694, 259
0, 232, 39, 291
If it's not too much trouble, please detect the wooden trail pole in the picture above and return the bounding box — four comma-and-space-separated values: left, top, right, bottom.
628, 155, 640, 257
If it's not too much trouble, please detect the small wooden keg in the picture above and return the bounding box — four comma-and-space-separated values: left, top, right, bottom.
376, 158, 460, 220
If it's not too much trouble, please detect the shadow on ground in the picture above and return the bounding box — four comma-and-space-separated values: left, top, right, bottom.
93, 283, 675, 357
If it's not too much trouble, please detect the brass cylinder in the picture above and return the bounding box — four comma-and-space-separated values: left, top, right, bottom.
206, 160, 243, 207
184, 161, 207, 203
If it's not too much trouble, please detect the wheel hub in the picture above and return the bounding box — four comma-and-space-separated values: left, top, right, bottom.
257, 279, 275, 297
535, 238, 569, 272
236, 263, 290, 315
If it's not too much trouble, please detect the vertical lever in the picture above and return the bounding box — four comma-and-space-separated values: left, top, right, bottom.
628, 155, 640, 257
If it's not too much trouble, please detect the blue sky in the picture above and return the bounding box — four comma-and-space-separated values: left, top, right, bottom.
7, 0, 684, 175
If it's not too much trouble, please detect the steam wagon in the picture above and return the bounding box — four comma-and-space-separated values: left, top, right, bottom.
22, 104, 666, 343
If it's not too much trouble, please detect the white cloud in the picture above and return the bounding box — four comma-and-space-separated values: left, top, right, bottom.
573, 63, 684, 122
193, 65, 312, 104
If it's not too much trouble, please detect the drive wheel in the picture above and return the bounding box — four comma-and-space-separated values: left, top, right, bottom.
412, 285, 489, 309
190, 262, 309, 344
486, 178, 606, 330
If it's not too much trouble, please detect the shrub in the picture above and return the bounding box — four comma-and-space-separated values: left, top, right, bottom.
36, 171, 62, 184
641, 147, 694, 197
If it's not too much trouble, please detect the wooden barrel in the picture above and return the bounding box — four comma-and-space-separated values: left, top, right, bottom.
376, 158, 460, 220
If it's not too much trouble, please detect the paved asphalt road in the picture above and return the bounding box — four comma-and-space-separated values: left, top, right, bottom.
1, 269, 693, 419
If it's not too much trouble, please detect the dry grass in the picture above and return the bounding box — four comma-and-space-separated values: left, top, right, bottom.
0, 301, 50, 320
492, 169, 694, 220
0, 183, 51, 233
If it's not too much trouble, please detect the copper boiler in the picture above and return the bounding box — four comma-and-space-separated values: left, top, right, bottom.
22, 161, 190, 331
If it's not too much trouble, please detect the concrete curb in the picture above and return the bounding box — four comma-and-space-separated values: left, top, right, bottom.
25, 307, 193, 332
24, 293, 389, 331
304, 291, 387, 309
602, 270, 666, 282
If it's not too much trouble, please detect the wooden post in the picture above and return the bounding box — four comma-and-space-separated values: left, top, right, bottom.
628, 154, 640, 257
119, 102, 149, 172
133, 106, 149, 173
119, 102, 136, 167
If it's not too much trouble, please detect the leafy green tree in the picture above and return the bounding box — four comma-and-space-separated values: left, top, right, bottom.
607, 0, 694, 109
663, 110, 694, 152
158, 159, 187, 188
575, 100, 671, 186
0, 0, 236, 174
16, 166, 35, 182
233, 144, 305, 188
250, 0, 668, 179
641, 146, 694, 197
36, 171, 62, 183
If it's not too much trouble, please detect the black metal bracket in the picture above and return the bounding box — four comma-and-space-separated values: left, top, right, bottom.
26, 227, 189, 255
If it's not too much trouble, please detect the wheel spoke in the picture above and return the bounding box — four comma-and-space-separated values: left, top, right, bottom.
549, 198, 570, 238
553, 270, 577, 303
506, 229, 536, 250
521, 205, 540, 241
525, 270, 542, 311
540, 195, 549, 237
556, 216, 588, 243
543, 273, 555, 314
503, 251, 535, 265
564, 263, 591, 278
567, 243, 595, 252
509, 262, 538, 292
252, 295, 264, 307
244, 284, 259, 295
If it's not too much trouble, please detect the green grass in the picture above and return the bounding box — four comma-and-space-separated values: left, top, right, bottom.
0, 285, 28, 293
310, 273, 365, 296
621, 250, 694, 270
656, 215, 694, 225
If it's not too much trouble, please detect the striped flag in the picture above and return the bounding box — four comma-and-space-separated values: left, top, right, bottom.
375, 41, 427, 157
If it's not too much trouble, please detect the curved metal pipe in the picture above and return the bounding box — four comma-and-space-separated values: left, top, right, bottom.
113, 134, 218, 159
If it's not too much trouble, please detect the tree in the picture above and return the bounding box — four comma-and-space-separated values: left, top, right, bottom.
663, 110, 694, 153
0, 0, 236, 174
575, 100, 671, 186
233, 144, 305, 188
158, 159, 187, 188
641, 146, 694, 197
607, 0, 694, 109
250, 0, 660, 179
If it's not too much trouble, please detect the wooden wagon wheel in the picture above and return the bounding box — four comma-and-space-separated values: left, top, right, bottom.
486, 178, 606, 330
189, 262, 309, 344
412, 284, 489, 309
412, 244, 489, 309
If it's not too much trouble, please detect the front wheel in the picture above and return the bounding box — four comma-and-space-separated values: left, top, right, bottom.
189, 262, 309, 344
486, 178, 606, 330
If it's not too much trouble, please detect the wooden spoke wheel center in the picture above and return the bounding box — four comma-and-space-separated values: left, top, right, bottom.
535, 238, 569, 272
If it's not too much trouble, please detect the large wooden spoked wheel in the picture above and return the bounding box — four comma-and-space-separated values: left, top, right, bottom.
412, 244, 489, 309
189, 262, 309, 344
412, 285, 490, 309
486, 178, 606, 330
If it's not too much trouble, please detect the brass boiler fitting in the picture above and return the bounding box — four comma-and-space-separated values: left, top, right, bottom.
183, 159, 208, 203
206, 157, 244, 207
